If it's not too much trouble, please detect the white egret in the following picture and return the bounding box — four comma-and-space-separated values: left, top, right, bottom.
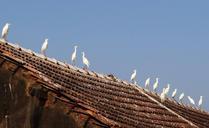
179, 93, 184, 102
82, 52, 90, 69
1, 23, 10, 41
71, 45, 78, 66
198, 96, 203, 108
130, 69, 137, 84
153, 78, 159, 92
41, 38, 48, 56
187, 96, 195, 105
145, 77, 150, 90
171, 89, 177, 98
164, 84, 170, 95
160, 88, 166, 102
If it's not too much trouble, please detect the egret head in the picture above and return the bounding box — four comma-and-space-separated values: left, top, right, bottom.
82, 52, 85, 56
134, 69, 137, 73
200, 96, 203, 99
6, 23, 11, 26
45, 38, 48, 41
74, 45, 78, 49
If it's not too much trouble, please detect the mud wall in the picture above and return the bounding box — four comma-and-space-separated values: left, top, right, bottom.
0, 68, 79, 128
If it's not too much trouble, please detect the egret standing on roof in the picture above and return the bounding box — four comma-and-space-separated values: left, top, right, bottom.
41, 38, 48, 56
171, 89, 177, 99
130, 69, 137, 84
71, 45, 78, 66
188, 96, 195, 105
160, 88, 166, 102
198, 96, 203, 108
82, 52, 90, 70
145, 77, 150, 90
153, 78, 159, 92
1, 23, 10, 41
179, 93, 184, 102
164, 84, 170, 96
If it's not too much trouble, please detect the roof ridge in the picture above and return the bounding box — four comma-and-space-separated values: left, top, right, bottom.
0, 39, 132, 85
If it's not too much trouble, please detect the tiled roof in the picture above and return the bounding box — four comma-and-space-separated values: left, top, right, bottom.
146, 92, 209, 128
0, 40, 208, 128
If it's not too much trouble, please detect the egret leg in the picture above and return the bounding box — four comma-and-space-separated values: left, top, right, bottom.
72, 60, 76, 66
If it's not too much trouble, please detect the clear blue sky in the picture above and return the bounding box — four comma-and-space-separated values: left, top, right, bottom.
1, 1, 209, 110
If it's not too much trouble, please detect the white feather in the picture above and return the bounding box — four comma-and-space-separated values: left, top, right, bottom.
1, 23, 10, 40
171, 89, 177, 98
82, 52, 90, 68
130, 69, 137, 83
153, 78, 159, 91
160, 88, 166, 102
164, 84, 170, 95
188, 96, 195, 105
71, 45, 77, 65
145, 77, 150, 89
41, 39, 48, 56
179, 93, 184, 102
198, 96, 203, 107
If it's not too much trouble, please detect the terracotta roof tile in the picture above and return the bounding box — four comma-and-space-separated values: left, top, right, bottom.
146, 92, 209, 128
0, 40, 207, 127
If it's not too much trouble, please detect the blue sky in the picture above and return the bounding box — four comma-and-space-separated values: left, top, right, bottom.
1, 1, 209, 110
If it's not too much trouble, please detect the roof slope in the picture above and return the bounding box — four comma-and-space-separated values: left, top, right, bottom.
0, 40, 208, 128
146, 93, 209, 128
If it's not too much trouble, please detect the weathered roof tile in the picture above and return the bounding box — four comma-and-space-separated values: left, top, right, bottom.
1, 41, 208, 128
